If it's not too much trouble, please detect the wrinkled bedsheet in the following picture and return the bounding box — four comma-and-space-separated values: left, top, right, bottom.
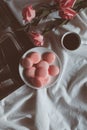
0, 0, 87, 130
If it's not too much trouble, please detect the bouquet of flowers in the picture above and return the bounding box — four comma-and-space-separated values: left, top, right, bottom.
20, 0, 87, 46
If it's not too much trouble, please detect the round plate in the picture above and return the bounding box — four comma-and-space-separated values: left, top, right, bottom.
19, 47, 62, 89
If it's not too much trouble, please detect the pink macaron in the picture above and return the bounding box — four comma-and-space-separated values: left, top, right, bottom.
21, 57, 33, 69
24, 66, 36, 78
35, 67, 48, 78
43, 76, 50, 86
32, 76, 50, 87
36, 60, 49, 69
42, 52, 56, 64
33, 77, 44, 87
27, 52, 41, 64
48, 65, 59, 76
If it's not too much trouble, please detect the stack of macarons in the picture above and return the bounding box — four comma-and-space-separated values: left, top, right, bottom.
21, 51, 60, 88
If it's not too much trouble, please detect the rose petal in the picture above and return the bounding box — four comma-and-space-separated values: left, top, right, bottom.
59, 0, 76, 8
31, 32, 44, 46
22, 5, 36, 22
59, 7, 77, 19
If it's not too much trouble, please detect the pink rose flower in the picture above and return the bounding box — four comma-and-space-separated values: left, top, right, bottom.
55, 0, 77, 20
59, 7, 76, 20
31, 32, 44, 46
22, 5, 36, 22
58, 0, 76, 8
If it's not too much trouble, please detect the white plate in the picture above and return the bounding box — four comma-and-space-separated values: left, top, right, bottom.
19, 47, 62, 89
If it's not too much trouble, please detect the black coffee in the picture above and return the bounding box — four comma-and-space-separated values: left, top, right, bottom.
63, 33, 80, 50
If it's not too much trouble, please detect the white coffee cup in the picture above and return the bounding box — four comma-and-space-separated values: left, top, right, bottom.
61, 32, 81, 51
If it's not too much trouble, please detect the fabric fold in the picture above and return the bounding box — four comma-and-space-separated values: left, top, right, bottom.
0, 1, 87, 130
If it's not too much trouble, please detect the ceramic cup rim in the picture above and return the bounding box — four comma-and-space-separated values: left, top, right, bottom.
61, 32, 81, 51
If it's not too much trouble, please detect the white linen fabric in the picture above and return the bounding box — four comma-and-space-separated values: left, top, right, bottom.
0, 0, 87, 130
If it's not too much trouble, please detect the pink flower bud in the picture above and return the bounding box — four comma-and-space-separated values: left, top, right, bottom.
31, 32, 44, 46
59, 7, 76, 20
22, 5, 36, 22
